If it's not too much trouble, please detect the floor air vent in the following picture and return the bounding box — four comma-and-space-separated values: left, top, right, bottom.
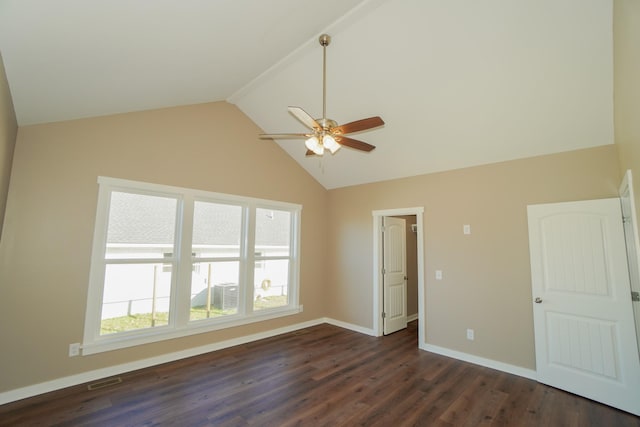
87, 377, 122, 391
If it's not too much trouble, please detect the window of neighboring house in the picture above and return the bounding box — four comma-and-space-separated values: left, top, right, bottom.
254, 252, 264, 269
83, 176, 301, 355
164, 252, 198, 273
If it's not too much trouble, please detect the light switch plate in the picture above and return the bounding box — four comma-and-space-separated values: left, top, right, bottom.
463, 224, 471, 235
435, 270, 443, 280
69, 343, 81, 357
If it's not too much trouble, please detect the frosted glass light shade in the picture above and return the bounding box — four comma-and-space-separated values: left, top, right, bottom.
305, 136, 324, 155
323, 134, 341, 154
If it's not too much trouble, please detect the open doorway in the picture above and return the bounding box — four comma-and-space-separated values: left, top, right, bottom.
372, 207, 425, 349
394, 215, 419, 324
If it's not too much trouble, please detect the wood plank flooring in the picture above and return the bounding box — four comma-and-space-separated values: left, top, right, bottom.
1, 321, 639, 426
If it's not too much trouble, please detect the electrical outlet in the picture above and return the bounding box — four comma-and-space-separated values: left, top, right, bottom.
435, 270, 443, 280
466, 329, 474, 341
463, 224, 471, 235
69, 343, 81, 357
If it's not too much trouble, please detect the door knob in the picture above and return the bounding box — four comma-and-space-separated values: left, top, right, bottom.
534, 297, 542, 304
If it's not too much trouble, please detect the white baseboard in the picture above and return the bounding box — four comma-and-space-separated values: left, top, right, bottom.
0, 318, 325, 406
423, 344, 537, 380
0, 319, 536, 406
323, 317, 377, 336
328, 318, 536, 382
407, 313, 418, 322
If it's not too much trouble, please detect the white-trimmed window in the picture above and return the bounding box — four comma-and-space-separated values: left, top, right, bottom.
83, 177, 301, 355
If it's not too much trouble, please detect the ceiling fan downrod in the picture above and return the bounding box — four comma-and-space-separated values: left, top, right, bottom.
319, 34, 331, 122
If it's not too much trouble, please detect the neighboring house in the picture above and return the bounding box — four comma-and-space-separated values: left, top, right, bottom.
103, 193, 290, 320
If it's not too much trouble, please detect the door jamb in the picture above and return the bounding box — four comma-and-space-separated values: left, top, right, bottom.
372, 207, 425, 349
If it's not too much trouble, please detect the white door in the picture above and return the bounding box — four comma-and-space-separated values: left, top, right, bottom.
527, 198, 640, 416
383, 217, 407, 335
620, 172, 640, 355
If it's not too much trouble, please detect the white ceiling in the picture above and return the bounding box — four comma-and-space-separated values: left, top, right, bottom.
0, 0, 614, 189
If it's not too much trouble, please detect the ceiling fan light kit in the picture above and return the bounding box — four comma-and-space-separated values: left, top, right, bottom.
260, 34, 384, 156
306, 134, 340, 155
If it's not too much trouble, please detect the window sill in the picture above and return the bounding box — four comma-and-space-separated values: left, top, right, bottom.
81, 305, 303, 356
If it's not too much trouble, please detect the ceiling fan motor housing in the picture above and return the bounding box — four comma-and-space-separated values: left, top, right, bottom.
317, 118, 338, 132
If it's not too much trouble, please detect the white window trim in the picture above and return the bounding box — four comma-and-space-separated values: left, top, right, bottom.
82, 176, 302, 355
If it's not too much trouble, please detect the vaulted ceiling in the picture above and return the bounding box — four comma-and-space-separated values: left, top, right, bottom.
0, 0, 614, 189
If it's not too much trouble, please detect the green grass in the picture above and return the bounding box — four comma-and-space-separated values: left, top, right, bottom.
100, 296, 288, 335
189, 306, 236, 321
100, 312, 170, 334
254, 295, 288, 310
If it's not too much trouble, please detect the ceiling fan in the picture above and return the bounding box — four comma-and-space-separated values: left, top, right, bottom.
260, 34, 384, 156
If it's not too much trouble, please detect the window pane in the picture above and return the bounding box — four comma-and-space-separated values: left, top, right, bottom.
193, 201, 242, 258
190, 261, 239, 320
254, 259, 289, 311
255, 208, 290, 256
101, 263, 171, 335
106, 192, 177, 259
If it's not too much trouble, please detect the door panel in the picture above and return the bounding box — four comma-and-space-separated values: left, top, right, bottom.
528, 198, 640, 416
546, 313, 617, 379
383, 217, 407, 335
540, 213, 610, 295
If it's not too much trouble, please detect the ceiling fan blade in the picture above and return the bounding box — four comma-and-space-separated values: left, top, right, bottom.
333, 116, 384, 135
288, 106, 321, 131
259, 133, 309, 140
335, 136, 376, 152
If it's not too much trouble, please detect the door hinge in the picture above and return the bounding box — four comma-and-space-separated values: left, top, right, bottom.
632, 291, 640, 302
382, 268, 386, 275
382, 312, 386, 319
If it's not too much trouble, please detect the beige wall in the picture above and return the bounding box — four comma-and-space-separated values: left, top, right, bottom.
614, 0, 640, 208
0, 52, 18, 240
0, 101, 328, 392
327, 145, 621, 369
0, 97, 621, 392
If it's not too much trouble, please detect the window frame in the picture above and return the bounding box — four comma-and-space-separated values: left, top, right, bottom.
83, 177, 302, 355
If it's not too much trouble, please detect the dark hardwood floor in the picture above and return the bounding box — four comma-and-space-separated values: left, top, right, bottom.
1, 321, 639, 426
